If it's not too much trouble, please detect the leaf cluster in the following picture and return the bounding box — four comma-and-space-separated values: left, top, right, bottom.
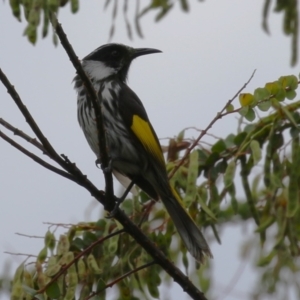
9, 0, 79, 44
8, 1, 300, 65
263, 0, 299, 65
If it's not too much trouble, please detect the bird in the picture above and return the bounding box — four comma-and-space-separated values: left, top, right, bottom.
74, 43, 212, 263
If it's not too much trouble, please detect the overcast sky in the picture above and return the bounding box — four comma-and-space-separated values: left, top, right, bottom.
0, 1, 298, 299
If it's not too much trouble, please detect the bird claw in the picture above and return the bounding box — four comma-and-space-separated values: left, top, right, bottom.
95, 158, 112, 173
95, 158, 101, 169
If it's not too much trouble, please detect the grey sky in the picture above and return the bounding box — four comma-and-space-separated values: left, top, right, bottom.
0, 1, 297, 299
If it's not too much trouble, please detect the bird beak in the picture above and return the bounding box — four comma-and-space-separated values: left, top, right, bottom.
132, 48, 162, 59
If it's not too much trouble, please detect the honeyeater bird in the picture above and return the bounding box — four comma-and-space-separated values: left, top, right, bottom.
74, 43, 212, 262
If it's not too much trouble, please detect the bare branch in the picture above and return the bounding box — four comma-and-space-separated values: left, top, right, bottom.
0, 130, 78, 183
0, 118, 45, 153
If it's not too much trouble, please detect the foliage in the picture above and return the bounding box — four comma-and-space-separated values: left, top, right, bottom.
8, 0, 300, 65
4, 73, 300, 299
263, 0, 299, 66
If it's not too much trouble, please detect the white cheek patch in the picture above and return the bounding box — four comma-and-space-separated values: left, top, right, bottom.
82, 60, 116, 81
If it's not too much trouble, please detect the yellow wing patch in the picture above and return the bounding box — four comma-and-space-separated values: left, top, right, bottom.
131, 115, 165, 166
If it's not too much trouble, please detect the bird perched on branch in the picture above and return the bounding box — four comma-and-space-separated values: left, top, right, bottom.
74, 43, 212, 263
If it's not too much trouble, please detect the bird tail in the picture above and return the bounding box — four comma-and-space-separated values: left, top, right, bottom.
160, 186, 213, 263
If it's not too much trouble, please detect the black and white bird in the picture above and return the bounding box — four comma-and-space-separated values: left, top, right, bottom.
74, 43, 212, 262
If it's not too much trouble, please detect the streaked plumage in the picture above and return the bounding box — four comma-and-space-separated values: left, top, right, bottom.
74, 43, 212, 262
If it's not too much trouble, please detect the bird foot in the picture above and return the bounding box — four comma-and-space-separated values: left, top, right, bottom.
95, 158, 112, 173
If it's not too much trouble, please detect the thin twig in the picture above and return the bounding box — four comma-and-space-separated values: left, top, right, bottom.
168, 70, 256, 179
4, 252, 37, 258
15, 233, 44, 239
0, 118, 46, 153
0, 130, 78, 183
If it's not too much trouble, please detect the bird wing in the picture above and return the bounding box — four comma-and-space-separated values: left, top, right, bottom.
118, 83, 165, 168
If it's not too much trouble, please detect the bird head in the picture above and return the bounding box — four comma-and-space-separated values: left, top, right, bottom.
82, 43, 162, 82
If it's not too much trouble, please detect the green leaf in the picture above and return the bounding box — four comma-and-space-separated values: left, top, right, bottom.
286, 90, 297, 100
215, 159, 227, 174
224, 160, 236, 188
184, 150, 198, 205
9, 0, 21, 21
198, 149, 209, 167
227, 184, 238, 213
64, 286, 76, 300
205, 152, 220, 167
44, 262, 61, 277
211, 139, 227, 153
254, 87, 271, 101
147, 267, 161, 299
257, 100, 271, 111
82, 231, 97, 246
226, 103, 234, 112
24, 24, 37, 44
244, 124, 256, 133
265, 81, 280, 94
22, 285, 38, 297
290, 127, 299, 138
56, 235, 70, 255
233, 132, 247, 146
197, 194, 217, 221
70, 0, 79, 13
87, 254, 102, 274
108, 235, 118, 254
11, 282, 23, 300
255, 215, 275, 233
239, 106, 249, 116
13, 263, 24, 283
48, 0, 60, 12
257, 250, 276, 267
287, 137, 300, 217
46, 282, 60, 299
250, 140, 262, 165
281, 105, 299, 129
96, 278, 106, 292
286, 75, 298, 90
244, 107, 256, 121
177, 129, 185, 142
239, 93, 254, 106
275, 87, 286, 101
224, 134, 235, 148
79, 285, 91, 300
45, 231, 56, 251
